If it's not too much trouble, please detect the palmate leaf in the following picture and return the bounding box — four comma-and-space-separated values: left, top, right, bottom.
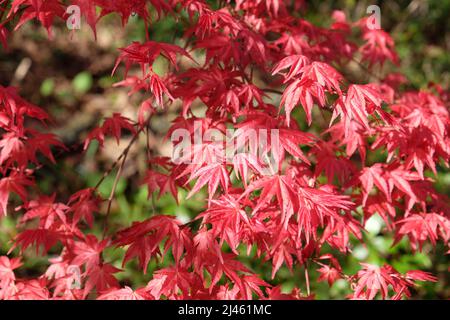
352, 263, 436, 300
280, 61, 343, 126
9, 0, 65, 36
185, 163, 230, 201
114, 215, 193, 272
0, 173, 32, 216
9, 229, 61, 255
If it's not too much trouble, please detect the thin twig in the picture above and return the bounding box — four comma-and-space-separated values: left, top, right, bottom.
98, 115, 154, 238
349, 56, 384, 81
262, 88, 283, 95
93, 131, 141, 190
102, 149, 129, 238
305, 265, 311, 296
146, 120, 152, 160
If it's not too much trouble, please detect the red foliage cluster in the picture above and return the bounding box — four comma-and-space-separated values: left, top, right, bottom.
0, 0, 449, 300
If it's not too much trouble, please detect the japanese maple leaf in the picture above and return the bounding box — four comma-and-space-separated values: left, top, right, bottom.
270, 240, 295, 279
138, 98, 156, 126
280, 79, 316, 126
353, 263, 436, 300
241, 27, 271, 67
71, 235, 109, 272
238, 84, 266, 108
321, 217, 363, 253
9, 228, 61, 254
102, 113, 136, 143
280, 61, 342, 125
185, 163, 230, 201
402, 128, 439, 179
360, 29, 399, 68
70, 0, 98, 37
364, 194, 397, 228
233, 114, 315, 167
265, 286, 302, 300
68, 188, 100, 227
222, 89, 240, 114
312, 140, 358, 185
359, 164, 391, 206
96, 0, 171, 26
0, 132, 27, 167
113, 75, 149, 96
196, 34, 241, 67
0, 173, 32, 216
208, 253, 252, 294
146, 267, 200, 300
0, 256, 22, 287
277, 128, 315, 164
332, 84, 387, 131
116, 73, 175, 107
97, 286, 153, 300
231, 152, 266, 187
214, 284, 240, 300
26, 131, 65, 164
122, 236, 161, 273
300, 62, 343, 94
353, 263, 395, 300
236, 0, 287, 17
317, 264, 342, 286
9, 279, 50, 300
192, 227, 224, 271
240, 274, 270, 300
273, 28, 313, 56
83, 263, 120, 297
241, 174, 298, 226
9, 0, 65, 36
295, 185, 356, 243
84, 113, 136, 149
114, 215, 192, 272
113, 41, 190, 75
44, 256, 82, 297
20, 195, 70, 229
404, 270, 437, 283
149, 73, 174, 106
325, 120, 368, 161
198, 194, 252, 251
394, 213, 450, 251
143, 169, 179, 203
272, 54, 311, 83
387, 167, 421, 209
316, 254, 343, 286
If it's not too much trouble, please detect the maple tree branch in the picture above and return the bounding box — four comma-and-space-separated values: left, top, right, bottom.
102, 147, 129, 239
349, 56, 384, 81
93, 135, 138, 190
262, 88, 283, 95
97, 117, 153, 238
304, 265, 311, 296
146, 120, 152, 160
94, 122, 146, 190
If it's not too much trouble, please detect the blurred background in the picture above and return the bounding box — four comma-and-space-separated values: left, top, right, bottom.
0, 0, 448, 299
